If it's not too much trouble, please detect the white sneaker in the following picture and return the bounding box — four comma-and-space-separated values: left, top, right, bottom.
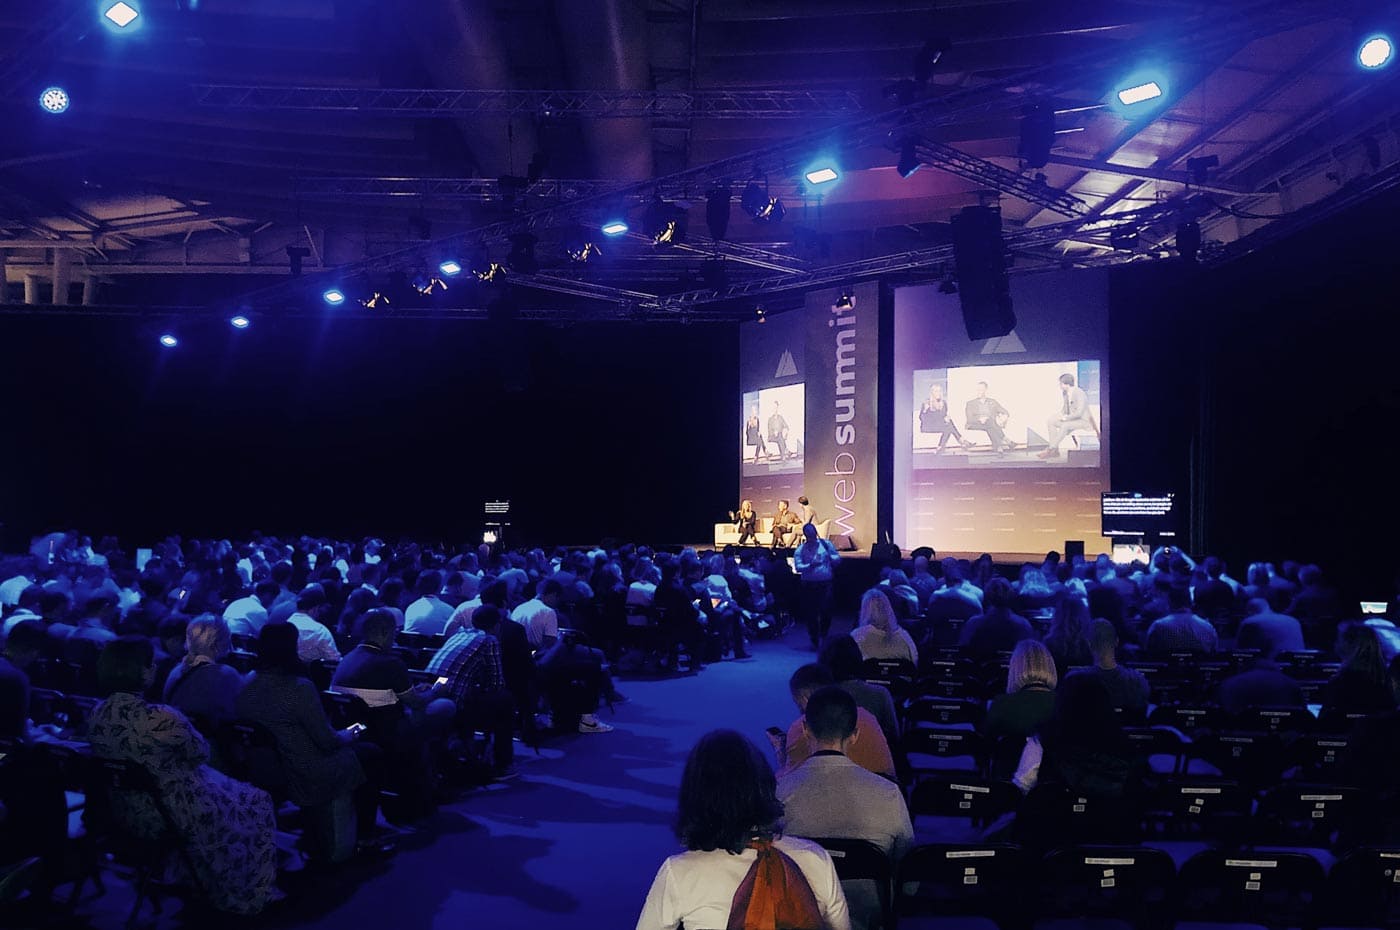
578, 716, 614, 734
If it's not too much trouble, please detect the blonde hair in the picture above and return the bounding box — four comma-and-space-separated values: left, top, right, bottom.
1006, 639, 1057, 693
859, 588, 897, 633
185, 614, 232, 663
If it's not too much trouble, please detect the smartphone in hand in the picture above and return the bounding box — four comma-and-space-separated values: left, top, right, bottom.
347, 722, 368, 737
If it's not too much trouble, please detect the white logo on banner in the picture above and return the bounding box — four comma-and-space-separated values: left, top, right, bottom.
979, 331, 1026, 354
775, 349, 798, 378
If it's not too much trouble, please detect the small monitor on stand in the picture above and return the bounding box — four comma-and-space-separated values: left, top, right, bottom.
484, 500, 511, 548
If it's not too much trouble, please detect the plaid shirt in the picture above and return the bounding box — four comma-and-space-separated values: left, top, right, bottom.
425, 628, 505, 705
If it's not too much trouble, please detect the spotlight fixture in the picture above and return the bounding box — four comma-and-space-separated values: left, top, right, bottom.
1186, 154, 1219, 184
1116, 80, 1163, 106
601, 220, 629, 236
437, 260, 462, 277
414, 276, 447, 296
569, 242, 601, 263
897, 139, 921, 179
229, 315, 250, 329
475, 262, 507, 283
706, 187, 731, 240
38, 86, 70, 114
755, 306, 767, 324
804, 165, 839, 186
834, 293, 854, 309
1176, 219, 1201, 263
1359, 34, 1394, 69
740, 182, 785, 222
938, 273, 957, 294
103, 2, 140, 29
360, 292, 390, 309
322, 287, 346, 306
158, 333, 178, 348
1018, 103, 1055, 169
912, 36, 950, 84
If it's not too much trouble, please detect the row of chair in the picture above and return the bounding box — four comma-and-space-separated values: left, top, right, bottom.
822, 839, 1400, 930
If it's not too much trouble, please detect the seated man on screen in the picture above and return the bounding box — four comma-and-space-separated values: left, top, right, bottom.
1038, 372, 1096, 459
744, 403, 767, 463
772, 499, 802, 548
767, 401, 792, 460
964, 380, 1012, 453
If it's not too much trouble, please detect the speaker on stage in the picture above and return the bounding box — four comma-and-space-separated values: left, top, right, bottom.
951, 204, 1015, 340
829, 534, 856, 551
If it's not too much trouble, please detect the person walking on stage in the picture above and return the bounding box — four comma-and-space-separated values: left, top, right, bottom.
794, 523, 841, 649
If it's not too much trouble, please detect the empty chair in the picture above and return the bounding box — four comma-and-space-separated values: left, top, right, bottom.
1142, 777, 1253, 864
1036, 845, 1176, 930
1017, 783, 1143, 848
903, 728, 988, 781
1231, 705, 1316, 736
1253, 783, 1360, 853
1319, 847, 1400, 928
903, 696, 986, 731
1147, 703, 1227, 736
1123, 726, 1188, 776
1288, 733, 1351, 783
1175, 849, 1324, 929
908, 777, 1021, 844
1186, 732, 1287, 789
896, 843, 1026, 929
813, 837, 894, 930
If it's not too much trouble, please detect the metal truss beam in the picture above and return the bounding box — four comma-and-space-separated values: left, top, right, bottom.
193, 84, 865, 120
912, 140, 1087, 217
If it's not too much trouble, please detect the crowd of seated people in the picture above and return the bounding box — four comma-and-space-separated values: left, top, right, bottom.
0, 530, 802, 917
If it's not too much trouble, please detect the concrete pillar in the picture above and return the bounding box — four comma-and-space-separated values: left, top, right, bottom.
0, 250, 7, 302
23, 274, 41, 305
52, 249, 72, 305
81, 276, 100, 306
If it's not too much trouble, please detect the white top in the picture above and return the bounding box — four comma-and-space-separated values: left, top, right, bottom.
223, 595, 269, 637
626, 581, 657, 607
0, 574, 32, 608
511, 597, 558, 648
636, 835, 850, 930
850, 623, 919, 666
404, 596, 455, 635
444, 596, 484, 638
287, 611, 342, 663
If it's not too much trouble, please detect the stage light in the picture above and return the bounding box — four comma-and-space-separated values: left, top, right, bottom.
159, 333, 178, 348
38, 86, 70, 114
755, 306, 766, 324
804, 164, 839, 186
322, 287, 346, 306
834, 293, 854, 309
897, 140, 921, 179
1359, 35, 1394, 69
569, 242, 600, 263
1116, 80, 1163, 106
438, 259, 462, 277
475, 262, 507, 283
740, 182, 785, 222
103, 2, 140, 28
601, 220, 629, 236
229, 315, 250, 329
360, 292, 390, 309
414, 276, 446, 296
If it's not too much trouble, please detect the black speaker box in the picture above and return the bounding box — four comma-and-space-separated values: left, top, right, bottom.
951, 205, 1016, 340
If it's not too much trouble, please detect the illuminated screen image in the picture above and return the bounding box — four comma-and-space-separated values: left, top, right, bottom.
912, 360, 1102, 469
741, 383, 804, 477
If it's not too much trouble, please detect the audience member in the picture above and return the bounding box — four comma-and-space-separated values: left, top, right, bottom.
1067, 619, 1148, 714
850, 588, 918, 666
0, 620, 44, 739
1235, 598, 1305, 656
223, 579, 278, 637
404, 570, 454, 636
162, 614, 246, 724
794, 523, 841, 650
776, 664, 895, 780
286, 583, 341, 663
1320, 622, 1394, 715
817, 634, 900, 747
1216, 637, 1304, 716
426, 605, 525, 775
1043, 595, 1092, 676
636, 729, 850, 930
1144, 584, 1218, 656
986, 639, 1058, 750
1012, 674, 1140, 799
88, 636, 280, 915
959, 577, 1034, 661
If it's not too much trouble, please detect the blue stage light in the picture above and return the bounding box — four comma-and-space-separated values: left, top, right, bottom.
103, 2, 140, 29
1359, 35, 1394, 69
438, 259, 463, 276
322, 288, 346, 306
159, 333, 178, 348
230, 314, 250, 329
1116, 80, 1163, 106
38, 86, 70, 114
601, 220, 629, 236
804, 164, 840, 185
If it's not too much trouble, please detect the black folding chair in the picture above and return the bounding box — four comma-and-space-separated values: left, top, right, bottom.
1320, 847, 1400, 928
813, 837, 893, 930
1017, 783, 1143, 848
903, 696, 985, 731
1231, 705, 1316, 737
902, 727, 987, 782
320, 690, 372, 730
1037, 845, 1176, 930
897, 843, 1026, 928
1175, 849, 1324, 929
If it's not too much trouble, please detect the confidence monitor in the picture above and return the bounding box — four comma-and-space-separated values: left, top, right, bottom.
1101, 492, 1178, 539
951, 205, 1016, 340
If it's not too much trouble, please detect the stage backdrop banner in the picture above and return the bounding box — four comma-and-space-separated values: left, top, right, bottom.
738, 306, 807, 516
804, 281, 881, 549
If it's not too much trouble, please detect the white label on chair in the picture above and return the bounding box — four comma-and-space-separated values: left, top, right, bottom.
1249, 873, 1262, 881
1189, 805, 1202, 814
964, 867, 977, 875
1226, 860, 1278, 868
1245, 881, 1261, 891
1183, 787, 1221, 795
1311, 810, 1325, 819
950, 783, 990, 793
964, 875, 979, 885
1101, 878, 1116, 888
1086, 858, 1136, 866
947, 850, 996, 859
959, 801, 971, 809
829, 850, 846, 858
1301, 795, 1342, 801
1392, 871, 1400, 882
1073, 803, 1085, 812
1103, 869, 1116, 878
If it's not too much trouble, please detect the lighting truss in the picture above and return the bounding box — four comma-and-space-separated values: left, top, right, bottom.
193, 85, 866, 120
908, 140, 1088, 218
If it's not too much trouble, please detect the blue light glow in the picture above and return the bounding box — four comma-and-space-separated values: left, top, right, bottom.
1359, 35, 1394, 69
322, 288, 346, 306
601, 220, 629, 236
439, 260, 463, 276
103, 2, 140, 29
1117, 81, 1163, 106
159, 333, 178, 348
230, 315, 250, 329
38, 87, 70, 114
